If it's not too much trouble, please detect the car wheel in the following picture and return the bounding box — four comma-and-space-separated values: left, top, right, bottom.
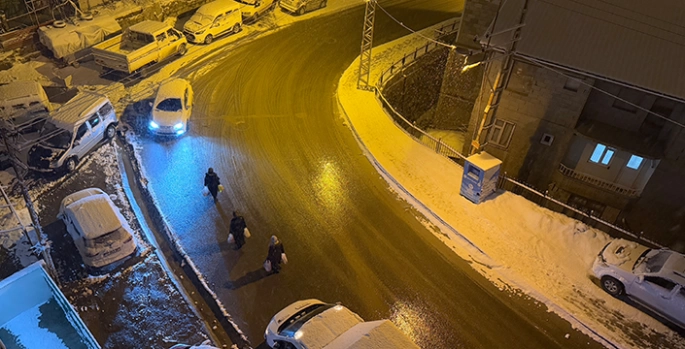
600, 276, 624, 297
320, 0, 327, 8
233, 23, 241, 34
177, 43, 187, 56
204, 35, 213, 44
297, 6, 305, 15
105, 124, 116, 140
65, 157, 78, 173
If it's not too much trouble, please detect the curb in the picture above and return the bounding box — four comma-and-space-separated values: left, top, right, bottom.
119, 137, 252, 349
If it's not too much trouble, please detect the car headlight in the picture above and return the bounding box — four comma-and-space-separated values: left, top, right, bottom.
149, 121, 160, 129
196, 29, 206, 35
176, 129, 185, 135
173, 122, 184, 130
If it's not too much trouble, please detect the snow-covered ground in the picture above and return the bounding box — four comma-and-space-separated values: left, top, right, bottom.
337, 21, 685, 349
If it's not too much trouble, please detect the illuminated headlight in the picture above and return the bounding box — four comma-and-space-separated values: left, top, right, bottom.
294, 330, 303, 340
173, 122, 184, 130
176, 129, 185, 135
149, 121, 160, 129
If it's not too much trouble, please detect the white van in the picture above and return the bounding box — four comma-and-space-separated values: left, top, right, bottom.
0, 81, 52, 133
27, 92, 118, 173
184, 0, 242, 44
58, 188, 137, 269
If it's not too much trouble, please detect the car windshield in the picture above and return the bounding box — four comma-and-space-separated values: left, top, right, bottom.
189, 12, 213, 26
85, 226, 125, 248
40, 122, 72, 149
635, 249, 671, 274
278, 303, 334, 336
235, 0, 257, 5
156, 98, 183, 112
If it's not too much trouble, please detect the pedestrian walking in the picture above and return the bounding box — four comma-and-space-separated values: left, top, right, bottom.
204, 167, 220, 202
265, 235, 286, 274
229, 211, 248, 250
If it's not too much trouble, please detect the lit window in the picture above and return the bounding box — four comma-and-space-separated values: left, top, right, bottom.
627, 155, 643, 170
589, 143, 615, 166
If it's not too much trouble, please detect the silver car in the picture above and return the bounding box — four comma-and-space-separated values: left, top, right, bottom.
592, 239, 685, 328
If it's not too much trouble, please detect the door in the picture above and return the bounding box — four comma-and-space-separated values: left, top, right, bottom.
86, 113, 103, 147
629, 276, 678, 318
72, 122, 93, 159
211, 14, 225, 36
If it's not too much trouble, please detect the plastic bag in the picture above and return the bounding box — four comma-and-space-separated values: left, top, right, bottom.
202, 186, 210, 196
281, 253, 288, 265
263, 259, 272, 272
244, 227, 251, 238
218, 184, 224, 193
227, 233, 235, 244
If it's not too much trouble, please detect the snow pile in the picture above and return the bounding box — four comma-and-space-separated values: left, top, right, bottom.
337, 20, 685, 349
0, 61, 55, 86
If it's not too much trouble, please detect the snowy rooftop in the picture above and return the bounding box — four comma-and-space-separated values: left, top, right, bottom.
65, 193, 123, 239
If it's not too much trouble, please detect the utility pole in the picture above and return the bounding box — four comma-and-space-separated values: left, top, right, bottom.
0, 114, 57, 280
469, 0, 529, 155
358, 0, 377, 90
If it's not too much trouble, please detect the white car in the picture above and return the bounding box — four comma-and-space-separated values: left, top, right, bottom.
592, 238, 685, 328
58, 188, 137, 269
149, 78, 193, 135
265, 299, 363, 348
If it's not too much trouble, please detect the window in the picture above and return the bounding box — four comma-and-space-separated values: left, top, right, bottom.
75, 123, 88, 141
540, 133, 554, 146
644, 276, 677, 291
626, 155, 643, 170
489, 119, 515, 148
98, 102, 114, 118
274, 341, 297, 349
156, 32, 167, 42
564, 78, 581, 92
88, 114, 100, 128
167, 29, 181, 40
589, 143, 614, 165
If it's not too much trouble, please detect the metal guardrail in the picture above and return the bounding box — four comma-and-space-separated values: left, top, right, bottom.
558, 163, 640, 197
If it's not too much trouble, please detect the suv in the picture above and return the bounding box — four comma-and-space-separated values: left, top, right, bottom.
28, 92, 117, 173
592, 238, 685, 328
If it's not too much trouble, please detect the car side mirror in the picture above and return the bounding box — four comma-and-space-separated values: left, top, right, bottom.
213, 22, 220, 28
636, 275, 644, 283
73, 140, 80, 147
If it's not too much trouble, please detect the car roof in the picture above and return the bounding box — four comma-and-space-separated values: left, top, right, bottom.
198, 0, 240, 14
155, 79, 190, 101
49, 92, 108, 129
128, 20, 169, 35
0, 81, 45, 101
64, 193, 123, 239
295, 305, 363, 348
61, 188, 107, 210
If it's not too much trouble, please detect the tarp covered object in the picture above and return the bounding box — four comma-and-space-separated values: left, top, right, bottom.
38, 16, 121, 59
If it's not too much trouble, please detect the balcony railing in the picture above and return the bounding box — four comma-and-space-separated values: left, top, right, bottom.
558, 164, 641, 197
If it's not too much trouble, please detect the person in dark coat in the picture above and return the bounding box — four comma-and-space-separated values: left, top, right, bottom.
204, 167, 220, 201
229, 211, 247, 249
267, 235, 285, 274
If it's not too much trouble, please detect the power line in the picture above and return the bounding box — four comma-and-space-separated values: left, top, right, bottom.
374, 2, 456, 50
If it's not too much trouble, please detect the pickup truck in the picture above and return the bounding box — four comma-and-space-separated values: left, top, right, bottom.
265, 300, 421, 349
92, 20, 188, 75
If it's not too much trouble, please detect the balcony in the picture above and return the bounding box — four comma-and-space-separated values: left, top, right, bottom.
558, 163, 641, 197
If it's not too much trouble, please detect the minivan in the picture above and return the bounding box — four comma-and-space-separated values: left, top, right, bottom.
184, 0, 242, 44
0, 81, 52, 133
28, 92, 118, 173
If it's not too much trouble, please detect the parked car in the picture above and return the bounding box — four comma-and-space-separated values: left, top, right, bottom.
265, 299, 419, 349
234, 0, 278, 22
0, 81, 52, 134
28, 92, 118, 173
170, 340, 220, 349
592, 238, 685, 328
149, 78, 193, 135
184, 0, 242, 44
280, 0, 327, 16
92, 20, 187, 75
57, 188, 137, 269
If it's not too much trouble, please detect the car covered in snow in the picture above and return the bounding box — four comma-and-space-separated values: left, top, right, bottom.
265, 299, 420, 349
234, 0, 278, 22
27, 92, 118, 173
592, 238, 685, 328
280, 0, 327, 16
183, 0, 243, 44
149, 78, 193, 135
58, 188, 137, 269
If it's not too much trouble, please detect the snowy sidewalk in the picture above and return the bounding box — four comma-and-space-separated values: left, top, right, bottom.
336, 23, 685, 349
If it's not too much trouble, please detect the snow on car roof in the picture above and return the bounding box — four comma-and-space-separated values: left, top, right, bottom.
65, 193, 123, 239
0, 80, 45, 101
198, 0, 240, 15
50, 92, 108, 128
156, 78, 189, 101
661, 251, 685, 285
324, 320, 420, 349
297, 306, 363, 349
128, 20, 169, 35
